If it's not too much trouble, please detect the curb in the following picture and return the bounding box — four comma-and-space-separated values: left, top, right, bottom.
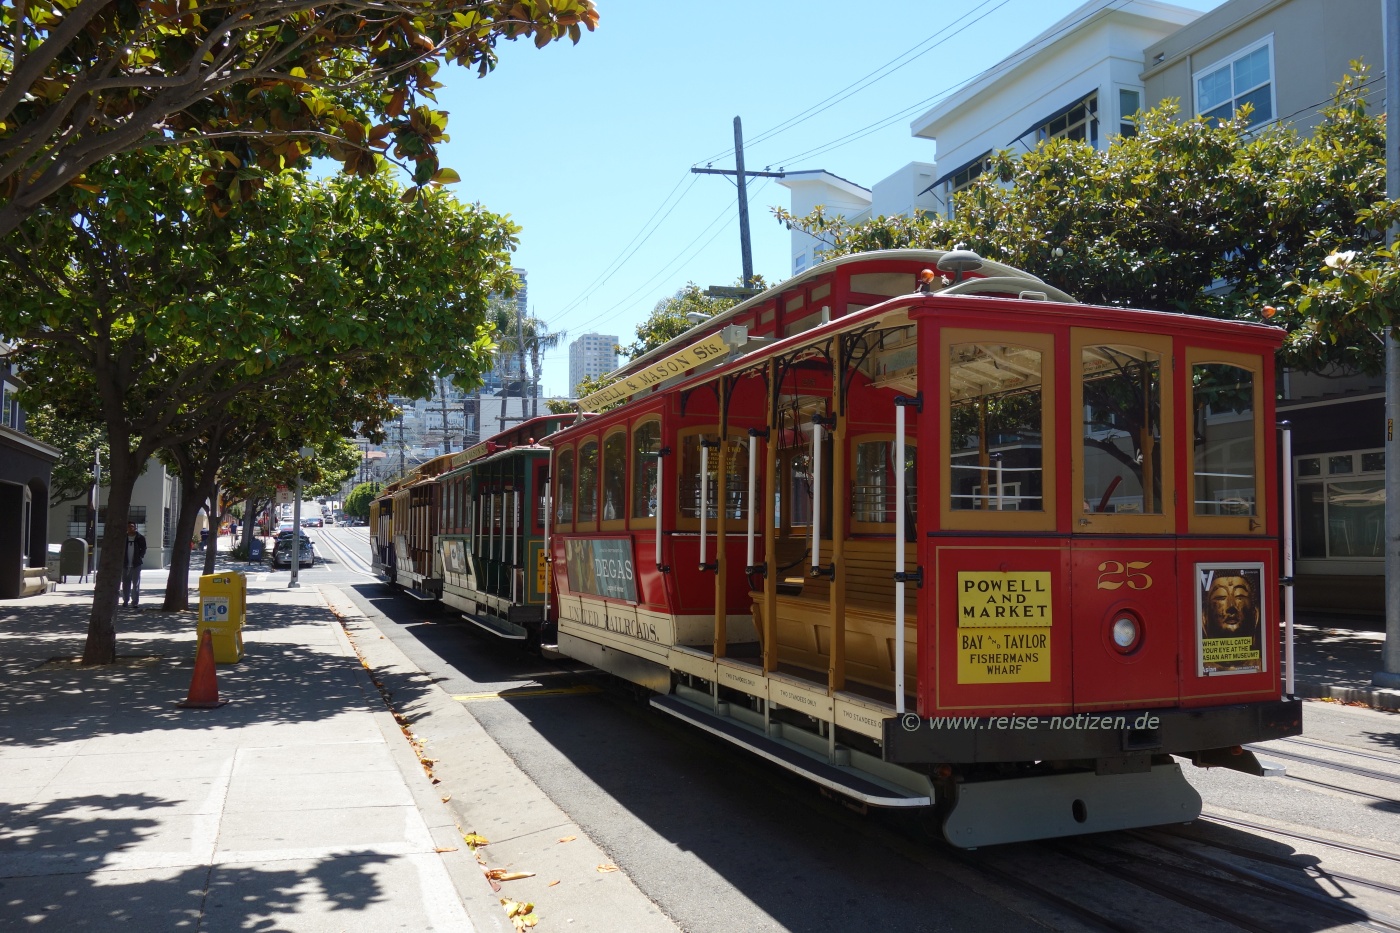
1294, 680, 1400, 712
316, 585, 501, 933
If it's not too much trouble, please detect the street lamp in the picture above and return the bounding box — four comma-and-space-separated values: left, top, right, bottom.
289, 446, 315, 589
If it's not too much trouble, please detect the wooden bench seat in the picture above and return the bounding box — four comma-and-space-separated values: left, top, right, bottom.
753, 538, 917, 691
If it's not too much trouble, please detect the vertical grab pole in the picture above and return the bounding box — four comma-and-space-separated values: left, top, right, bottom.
655, 452, 664, 569
995, 454, 1004, 511
811, 419, 823, 574
746, 435, 757, 568
512, 490, 520, 603
544, 450, 553, 633
895, 404, 907, 714
699, 442, 710, 569
1281, 422, 1295, 696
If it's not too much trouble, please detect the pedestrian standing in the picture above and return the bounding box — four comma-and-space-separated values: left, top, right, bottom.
122, 521, 147, 609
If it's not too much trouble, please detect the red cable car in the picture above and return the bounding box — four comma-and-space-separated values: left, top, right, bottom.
543, 249, 1301, 847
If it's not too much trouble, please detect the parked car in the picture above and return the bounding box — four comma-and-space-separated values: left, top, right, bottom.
270, 530, 315, 568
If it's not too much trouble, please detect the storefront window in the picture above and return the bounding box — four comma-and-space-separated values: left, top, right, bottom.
1295, 450, 1384, 560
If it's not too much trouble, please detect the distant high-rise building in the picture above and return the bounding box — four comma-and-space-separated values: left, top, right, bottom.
569, 333, 618, 395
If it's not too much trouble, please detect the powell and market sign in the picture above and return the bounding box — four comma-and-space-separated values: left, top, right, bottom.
580, 330, 741, 411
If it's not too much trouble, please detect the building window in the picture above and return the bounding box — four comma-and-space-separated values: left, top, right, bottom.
1296, 449, 1383, 560
1034, 94, 1097, 145
69, 506, 147, 538
1195, 38, 1273, 126
941, 152, 993, 218
1118, 88, 1141, 137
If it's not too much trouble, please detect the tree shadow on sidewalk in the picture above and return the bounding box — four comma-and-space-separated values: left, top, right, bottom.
0, 595, 431, 751
0, 792, 393, 929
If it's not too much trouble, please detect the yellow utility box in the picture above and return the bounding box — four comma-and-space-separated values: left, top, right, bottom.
198, 571, 247, 663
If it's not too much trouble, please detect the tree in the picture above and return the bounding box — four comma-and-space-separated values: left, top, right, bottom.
774, 68, 1400, 375
25, 405, 108, 507
1, 147, 513, 663
618, 278, 765, 360
344, 481, 382, 520
485, 297, 566, 421
0, 0, 598, 235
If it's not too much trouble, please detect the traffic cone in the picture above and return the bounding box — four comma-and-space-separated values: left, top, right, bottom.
178, 629, 228, 708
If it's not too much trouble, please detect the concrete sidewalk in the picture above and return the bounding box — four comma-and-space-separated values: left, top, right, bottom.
0, 578, 491, 931
1291, 617, 1400, 710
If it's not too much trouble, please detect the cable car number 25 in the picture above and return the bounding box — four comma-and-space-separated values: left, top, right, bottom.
1096, 560, 1153, 590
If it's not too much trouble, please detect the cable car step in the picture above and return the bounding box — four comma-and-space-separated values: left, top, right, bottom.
461, 612, 529, 641
403, 587, 437, 602
650, 693, 931, 808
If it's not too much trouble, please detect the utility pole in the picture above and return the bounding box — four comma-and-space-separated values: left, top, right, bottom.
87, 446, 101, 574
1378, 0, 1400, 689
424, 376, 458, 453
692, 116, 786, 289
398, 417, 405, 480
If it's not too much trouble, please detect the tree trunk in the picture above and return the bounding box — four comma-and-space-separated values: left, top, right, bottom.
83, 449, 139, 665
162, 476, 208, 611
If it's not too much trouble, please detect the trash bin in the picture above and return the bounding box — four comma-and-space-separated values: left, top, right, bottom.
60, 538, 88, 583
197, 571, 247, 663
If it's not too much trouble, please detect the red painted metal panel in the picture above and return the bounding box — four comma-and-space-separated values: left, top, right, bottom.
1068, 540, 1182, 711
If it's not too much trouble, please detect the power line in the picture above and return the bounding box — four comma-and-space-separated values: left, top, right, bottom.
698, 0, 1011, 166
554, 171, 700, 320
566, 179, 775, 335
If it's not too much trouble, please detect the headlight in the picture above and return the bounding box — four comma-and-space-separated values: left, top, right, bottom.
1111, 614, 1141, 653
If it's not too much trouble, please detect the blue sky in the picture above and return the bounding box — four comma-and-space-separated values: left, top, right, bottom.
430, 0, 1223, 396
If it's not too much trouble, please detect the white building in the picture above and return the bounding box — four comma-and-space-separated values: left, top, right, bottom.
780, 0, 1388, 613
48, 457, 182, 570
569, 333, 619, 395
911, 0, 1199, 218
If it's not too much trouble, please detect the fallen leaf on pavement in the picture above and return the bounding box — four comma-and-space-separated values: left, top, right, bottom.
441, 793, 452, 803
501, 898, 540, 930
463, 832, 490, 848
547, 880, 560, 887
487, 869, 536, 882
597, 864, 618, 873
435, 846, 458, 853
557, 835, 576, 843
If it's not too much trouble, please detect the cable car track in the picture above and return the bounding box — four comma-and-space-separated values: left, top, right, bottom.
1247, 743, 1400, 787
1055, 835, 1400, 933
1198, 811, 1400, 867
1139, 827, 1400, 899
311, 527, 378, 577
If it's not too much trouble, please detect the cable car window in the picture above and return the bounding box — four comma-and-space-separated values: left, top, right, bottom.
948, 343, 1044, 512
555, 449, 574, 524
577, 440, 599, 524
677, 428, 748, 522
602, 431, 627, 522
1192, 363, 1256, 517
680, 432, 718, 520
632, 420, 661, 520
1081, 345, 1163, 515
852, 438, 916, 538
